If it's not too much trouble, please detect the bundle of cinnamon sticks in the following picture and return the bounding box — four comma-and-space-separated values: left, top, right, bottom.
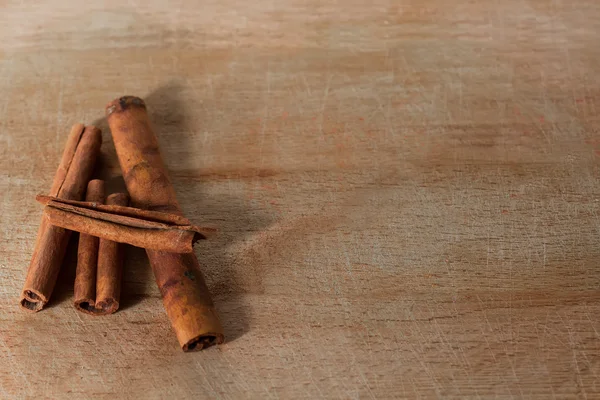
20, 97, 224, 352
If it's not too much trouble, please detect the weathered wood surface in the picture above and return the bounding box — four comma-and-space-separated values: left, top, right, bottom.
1, 1, 599, 398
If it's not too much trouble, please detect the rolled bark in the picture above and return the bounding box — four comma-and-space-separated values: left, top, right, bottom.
36, 195, 214, 253
95, 193, 129, 315
20, 125, 102, 312
106, 96, 224, 351
74, 179, 105, 314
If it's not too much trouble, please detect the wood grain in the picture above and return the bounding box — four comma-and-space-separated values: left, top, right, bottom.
1, 0, 599, 398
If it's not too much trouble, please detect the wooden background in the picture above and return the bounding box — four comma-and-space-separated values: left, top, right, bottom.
1, 1, 599, 398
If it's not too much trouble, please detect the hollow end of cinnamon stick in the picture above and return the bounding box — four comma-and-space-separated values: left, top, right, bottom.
20, 289, 47, 312
19, 223, 72, 313
93, 298, 119, 315
105, 96, 146, 116
74, 299, 97, 314
183, 332, 225, 352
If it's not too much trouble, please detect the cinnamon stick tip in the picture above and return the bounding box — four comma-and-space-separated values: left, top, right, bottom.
87, 179, 105, 189
35, 194, 50, 204
94, 298, 119, 315
183, 333, 225, 352
81, 125, 102, 145
20, 290, 47, 312
20, 299, 43, 312
106, 192, 129, 206
74, 299, 97, 315
193, 226, 218, 243
71, 122, 86, 132
105, 96, 146, 116
86, 179, 105, 202
84, 125, 102, 134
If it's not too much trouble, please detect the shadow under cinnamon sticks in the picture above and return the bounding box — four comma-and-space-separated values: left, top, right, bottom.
148, 85, 275, 343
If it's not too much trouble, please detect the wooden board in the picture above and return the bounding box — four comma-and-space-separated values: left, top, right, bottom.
1, 1, 599, 398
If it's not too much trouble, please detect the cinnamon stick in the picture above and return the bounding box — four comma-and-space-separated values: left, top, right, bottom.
36, 195, 214, 253
20, 124, 102, 312
95, 193, 129, 315
106, 96, 224, 351
74, 179, 105, 314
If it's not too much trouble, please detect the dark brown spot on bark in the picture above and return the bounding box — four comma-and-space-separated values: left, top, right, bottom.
184, 270, 196, 281
160, 278, 181, 293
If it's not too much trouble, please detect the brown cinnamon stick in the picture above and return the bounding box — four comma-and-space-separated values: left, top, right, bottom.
74, 180, 105, 314
106, 96, 224, 351
20, 124, 102, 312
36, 195, 215, 253
95, 193, 129, 315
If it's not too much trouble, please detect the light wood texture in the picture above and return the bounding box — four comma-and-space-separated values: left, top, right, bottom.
1, 1, 599, 398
